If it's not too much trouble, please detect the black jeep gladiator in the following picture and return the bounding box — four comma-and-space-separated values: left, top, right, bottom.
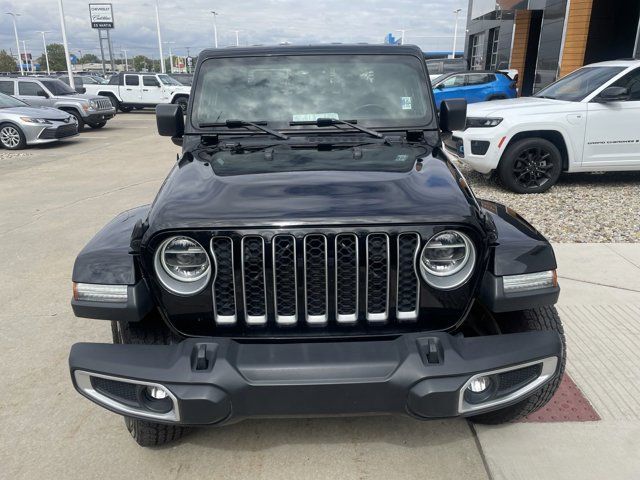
69, 45, 565, 447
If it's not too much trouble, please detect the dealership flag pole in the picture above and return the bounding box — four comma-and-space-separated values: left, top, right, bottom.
38, 31, 51, 75
451, 8, 462, 59
58, 0, 75, 89
155, 0, 165, 73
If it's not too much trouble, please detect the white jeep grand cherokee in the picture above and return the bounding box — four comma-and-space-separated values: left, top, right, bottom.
446, 60, 640, 193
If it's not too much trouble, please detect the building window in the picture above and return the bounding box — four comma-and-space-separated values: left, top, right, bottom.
470, 32, 486, 70
487, 27, 500, 70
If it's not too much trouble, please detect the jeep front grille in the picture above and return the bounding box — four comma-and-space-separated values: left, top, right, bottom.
96, 98, 113, 110
209, 231, 423, 327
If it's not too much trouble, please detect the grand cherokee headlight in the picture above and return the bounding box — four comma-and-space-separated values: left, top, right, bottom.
419, 230, 476, 290
466, 117, 503, 128
19, 117, 51, 124
154, 236, 212, 295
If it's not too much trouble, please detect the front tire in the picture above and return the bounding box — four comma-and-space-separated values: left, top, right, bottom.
0, 123, 26, 150
497, 138, 562, 193
89, 121, 107, 129
67, 110, 85, 131
111, 315, 188, 447
469, 306, 566, 424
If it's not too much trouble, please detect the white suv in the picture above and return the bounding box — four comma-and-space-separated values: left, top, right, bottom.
447, 60, 640, 193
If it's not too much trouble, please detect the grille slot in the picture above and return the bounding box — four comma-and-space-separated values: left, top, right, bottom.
241, 236, 267, 325
304, 234, 328, 325
366, 233, 390, 322
211, 237, 236, 325
396, 233, 420, 321
272, 235, 298, 325
335, 234, 359, 323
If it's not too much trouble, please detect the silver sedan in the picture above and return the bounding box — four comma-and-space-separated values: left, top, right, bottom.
0, 93, 78, 150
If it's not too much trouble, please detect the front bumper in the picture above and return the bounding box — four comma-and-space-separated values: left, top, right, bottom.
69, 330, 562, 425
446, 127, 507, 174
84, 110, 116, 124
25, 121, 79, 145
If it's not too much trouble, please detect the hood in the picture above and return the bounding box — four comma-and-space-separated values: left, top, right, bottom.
1, 106, 72, 120
168, 86, 191, 93
466, 96, 580, 117
144, 150, 479, 237
58, 93, 102, 102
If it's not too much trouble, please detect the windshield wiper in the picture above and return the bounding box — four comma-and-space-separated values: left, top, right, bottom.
198, 119, 289, 140
290, 118, 385, 139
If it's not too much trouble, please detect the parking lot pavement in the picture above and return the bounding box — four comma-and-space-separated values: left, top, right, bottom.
0, 113, 489, 480
1, 113, 639, 479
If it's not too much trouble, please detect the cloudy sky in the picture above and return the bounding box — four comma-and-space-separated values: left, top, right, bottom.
1, 0, 467, 61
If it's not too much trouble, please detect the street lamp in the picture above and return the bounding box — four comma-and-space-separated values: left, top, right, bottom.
57, 0, 75, 88
22, 40, 31, 72
5, 12, 23, 75
210, 11, 219, 48
233, 30, 241, 46
164, 41, 175, 73
37, 31, 51, 75
451, 8, 462, 59
155, 0, 165, 72
122, 49, 129, 71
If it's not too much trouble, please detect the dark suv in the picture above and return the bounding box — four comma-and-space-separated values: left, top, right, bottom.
69, 45, 565, 447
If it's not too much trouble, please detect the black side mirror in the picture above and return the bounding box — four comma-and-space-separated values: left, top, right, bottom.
439, 98, 467, 132
156, 104, 184, 139
435, 83, 445, 90
596, 86, 629, 103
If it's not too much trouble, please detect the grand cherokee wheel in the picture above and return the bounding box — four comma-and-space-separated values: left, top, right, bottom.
469, 306, 566, 424
0, 123, 26, 150
111, 314, 188, 447
498, 138, 562, 193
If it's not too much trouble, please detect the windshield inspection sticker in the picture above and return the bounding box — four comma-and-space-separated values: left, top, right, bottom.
292, 113, 339, 122
401, 97, 412, 110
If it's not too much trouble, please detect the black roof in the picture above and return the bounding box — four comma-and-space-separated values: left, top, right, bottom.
197, 44, 424, 60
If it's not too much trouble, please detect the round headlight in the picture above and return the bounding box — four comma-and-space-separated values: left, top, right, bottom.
420, 230, 476, 290
161, 236, 210, 282
154, 236, 212, 295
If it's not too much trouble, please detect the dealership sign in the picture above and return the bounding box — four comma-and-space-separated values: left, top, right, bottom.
89, 3, 114, 29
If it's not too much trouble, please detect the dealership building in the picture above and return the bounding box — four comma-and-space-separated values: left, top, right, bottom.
464, 0, 640, 95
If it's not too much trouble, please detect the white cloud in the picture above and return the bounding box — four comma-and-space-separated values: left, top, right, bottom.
1, 0, 467, 60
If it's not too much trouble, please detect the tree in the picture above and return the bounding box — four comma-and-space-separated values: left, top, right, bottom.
0, 50, 17, 72
37, 43, 67, 72
132, 55, 154, 72
80, 53, 99, 64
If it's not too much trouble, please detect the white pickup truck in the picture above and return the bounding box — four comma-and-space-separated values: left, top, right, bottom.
447, 59, 640, 193
83, 72, 191, 113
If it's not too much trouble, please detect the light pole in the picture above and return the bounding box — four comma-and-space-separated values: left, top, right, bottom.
122, 49, 129, 71
211, 11, 219, 48
57, 0, 75, 89
164, 41, 175, 73
155, 0, 165, 72
5, 13, 23, 75
451, 8, 462, 59
37, 31, 51, 75
233, 30, 240, 46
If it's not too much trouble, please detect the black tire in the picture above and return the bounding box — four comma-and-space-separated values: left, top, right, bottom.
174, 96, 188, 113
111, 315, 188, 447
0, 123, 27, 150
105, 94, 119, 110
88, 121, 107, 129
119, 105, 133, 113
469, 306, 566, 425
66, 109, 85, 131
497, 138, 562, 193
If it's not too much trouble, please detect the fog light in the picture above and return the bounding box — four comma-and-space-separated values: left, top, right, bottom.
468, 376, 491, 393
147, 386, 168, 400
73, 282, 127, 303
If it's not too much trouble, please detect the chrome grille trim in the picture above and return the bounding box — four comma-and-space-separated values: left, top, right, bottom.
335, 233, 359, 323
303, 234, 328, 325
241, 236, 267, 326
272, 234, 298, 326
210, 237, 237, 325
365, 233, 390, 323
396, 233, 421, 321
96, 98, 113, 110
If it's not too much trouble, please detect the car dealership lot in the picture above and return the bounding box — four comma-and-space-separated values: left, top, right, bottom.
1, 113, 639, 479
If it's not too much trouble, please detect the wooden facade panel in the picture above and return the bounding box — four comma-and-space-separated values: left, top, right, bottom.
511, 10, 532, 92
559, 0, 594, 77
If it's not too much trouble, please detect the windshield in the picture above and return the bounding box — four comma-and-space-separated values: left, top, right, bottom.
192, 54, 433, 129
0, 93, 27, 108
40, 79, 77, 96
534, 66, 626, 101
158, 74, 182, 86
